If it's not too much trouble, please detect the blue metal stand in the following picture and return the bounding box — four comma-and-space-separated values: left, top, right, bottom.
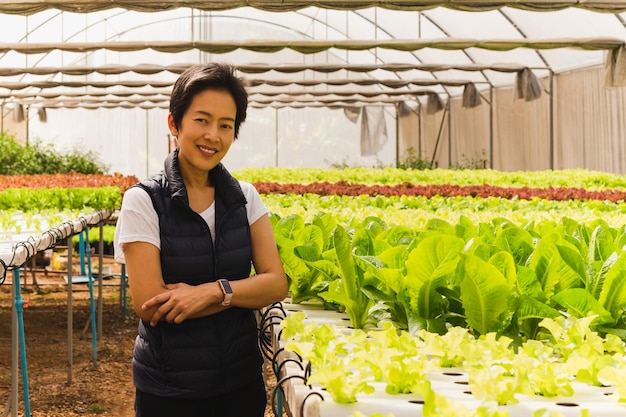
83, 228, 98, 368
13, 268, 31, 417
78, 232, 86, 276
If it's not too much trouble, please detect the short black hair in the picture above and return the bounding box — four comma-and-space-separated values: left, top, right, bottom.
169, 62, 248, 139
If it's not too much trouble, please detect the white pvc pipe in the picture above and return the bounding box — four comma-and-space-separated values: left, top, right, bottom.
0, 210, 111, 268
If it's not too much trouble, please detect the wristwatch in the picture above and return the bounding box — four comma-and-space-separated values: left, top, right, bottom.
217, 279, 233, 306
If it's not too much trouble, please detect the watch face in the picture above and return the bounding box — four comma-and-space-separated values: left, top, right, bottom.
220, 279, 232, 293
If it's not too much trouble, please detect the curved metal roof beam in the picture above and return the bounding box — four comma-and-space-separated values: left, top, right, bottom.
614, 12, 626, 29
76, 11, 354, 75
417, 10, 494, 90
16, 9, 130, 87
497, 8, 551, 69
329, 8, 421, 82
12, 10, 328, 98
108, 12, 315, 42
18, 10, 321, 83
6, 36, 616, 97
268, 7, 408, 90
7, 9, 567, 100
89, 8, 442, 93
0, 11, 61, 63
347, 8, 461, 119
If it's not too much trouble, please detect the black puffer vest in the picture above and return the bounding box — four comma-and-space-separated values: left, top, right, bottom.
131, 149, 262, 399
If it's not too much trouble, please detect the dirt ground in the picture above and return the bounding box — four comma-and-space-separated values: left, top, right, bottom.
0, 256, 281, 417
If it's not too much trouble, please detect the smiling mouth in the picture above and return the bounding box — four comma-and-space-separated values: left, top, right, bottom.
198, 145, 217, 155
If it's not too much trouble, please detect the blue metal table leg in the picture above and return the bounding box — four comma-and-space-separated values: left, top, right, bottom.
13, 267, 31, 417
84, 229, 98, 368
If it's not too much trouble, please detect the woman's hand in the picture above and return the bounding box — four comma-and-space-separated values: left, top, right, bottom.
142, 281, 224, 326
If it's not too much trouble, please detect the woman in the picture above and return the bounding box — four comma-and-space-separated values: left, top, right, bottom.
114, 62, 288, 417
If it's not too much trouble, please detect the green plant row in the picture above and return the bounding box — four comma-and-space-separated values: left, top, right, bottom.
271, 212, 626, 341
0, 209, 88, 238
71, 224, 116, 245
0, 187, 121, 212
5, 190, 626, 243
281, 312, 625, 414
261, 193, 626, 229
234, 166, 626, 190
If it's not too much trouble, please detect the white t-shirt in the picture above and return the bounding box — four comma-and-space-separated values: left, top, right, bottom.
113, 180, 268, 264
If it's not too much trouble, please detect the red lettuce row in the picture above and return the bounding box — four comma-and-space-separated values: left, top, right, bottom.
254, 180, 626, 202
0, 172, 139, 193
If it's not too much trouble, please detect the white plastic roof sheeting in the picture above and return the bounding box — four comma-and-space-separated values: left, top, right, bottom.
1, 4, 625, 99
1, 1, 626, 176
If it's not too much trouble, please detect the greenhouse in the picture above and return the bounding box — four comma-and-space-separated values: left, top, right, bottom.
1, 1, 626, 177
3, 1, 626, 417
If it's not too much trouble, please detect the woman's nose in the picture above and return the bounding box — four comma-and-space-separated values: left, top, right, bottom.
204, 123, 219, 141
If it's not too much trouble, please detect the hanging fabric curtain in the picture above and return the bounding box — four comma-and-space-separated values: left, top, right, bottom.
360, 106, 388, 156
605, 44, 626, 87
397, 101, 414, 117
462, 83, 482, 108
515, 68, 544, 101
343, 107, 361, 123
37, 107, 47, 122
12, 104, 24, 122
426, 92, 444, 114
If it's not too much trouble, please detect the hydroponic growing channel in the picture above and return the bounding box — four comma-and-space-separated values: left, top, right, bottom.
0, 209, 113, 417
262, 300, 626, 417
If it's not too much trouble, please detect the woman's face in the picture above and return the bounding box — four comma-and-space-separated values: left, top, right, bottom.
169, 88, 237, 175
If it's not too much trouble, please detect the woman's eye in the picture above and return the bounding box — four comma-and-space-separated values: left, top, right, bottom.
195, 118, 207, 124
221, 124, 234, 130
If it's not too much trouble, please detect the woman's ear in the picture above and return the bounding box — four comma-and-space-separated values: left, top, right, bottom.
167, 113, 178, 136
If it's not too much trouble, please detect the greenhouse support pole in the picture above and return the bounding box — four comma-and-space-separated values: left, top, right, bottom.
274, 108, 279, 167
9, 268, 18, 417
489, 86, 494, 169
24, 106, 29, 147
394, 105, 399, 166
430, 105, 448, 168
418, 101, 422, 160
447, 99, 452, 168
97, 223, 104, 342
79, 232, 85, 276
12, 268, 31, 417
145, 109, 149, 177
84, 228, 98, 368
549, 69, 554, 170
67, 238, 73, 384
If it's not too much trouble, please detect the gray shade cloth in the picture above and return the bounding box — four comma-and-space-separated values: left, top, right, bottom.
0, 38, 623, 55
0, 0, 625, 15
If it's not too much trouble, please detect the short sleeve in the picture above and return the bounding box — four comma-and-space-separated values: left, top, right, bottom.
239, 181, 269, 225
113, 186, 161, 264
